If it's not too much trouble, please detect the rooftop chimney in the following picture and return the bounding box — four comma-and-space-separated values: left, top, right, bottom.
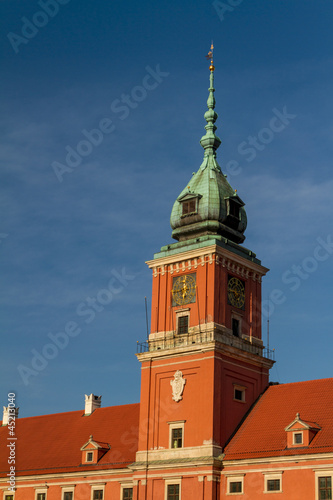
84, 394, 101, 415
2, 406, 19, 426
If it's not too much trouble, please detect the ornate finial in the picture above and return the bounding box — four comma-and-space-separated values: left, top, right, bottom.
200, 44, 221, 156
206, 42, 215, 71
210, 42, 214, 71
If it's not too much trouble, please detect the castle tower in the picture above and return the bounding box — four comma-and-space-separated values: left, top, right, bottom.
134, 55, 275, 500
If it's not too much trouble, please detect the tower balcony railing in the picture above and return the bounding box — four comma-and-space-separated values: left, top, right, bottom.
137, 328, 275, 361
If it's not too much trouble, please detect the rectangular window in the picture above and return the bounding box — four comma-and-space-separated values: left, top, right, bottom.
37, 495, 46, 500
167, 484, 180, 500
232, 318, 239, 337
122, 488, 133, 500
178, 315, 188, 334
267, 479, 281, 491
86, 451, 93, 461
319, 477, 332, 500
228, 200, 240, 219
293, 432, 303, 444
64, 493, 73, 500
229, 481, 242, 493
234, 389, 243, 401
93, 491, 103, 500
182, 199, 196, 216
234, 385, 246, 403
171, 428, 183, 448
5, 496, 14, 500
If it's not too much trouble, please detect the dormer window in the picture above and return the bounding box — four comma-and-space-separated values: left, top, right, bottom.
182, 199, 197, 216
228, 199, 240, 219
178, 192, 201, 218
285, 412, 320, 448
224, 194, 245, 229
80, 435, 110, 464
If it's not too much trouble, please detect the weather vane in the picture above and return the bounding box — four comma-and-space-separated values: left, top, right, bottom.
205, 42, 215, 71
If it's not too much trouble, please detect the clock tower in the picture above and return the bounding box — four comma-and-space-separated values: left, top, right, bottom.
134, 57, 274, 499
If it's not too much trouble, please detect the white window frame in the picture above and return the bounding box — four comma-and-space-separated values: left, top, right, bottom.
86, 450, 94, 462
35, 488, 48, 500
61, 486, 75, 500
233, 384, 246, 403
90, 484, 106, 500
120, 483, 134, 500
226, 475, 244, 495
3, 492, 15, 500
263, 472, 283, 493
176, 309, 190, 335
315, 470, 333, 500
168, 420, 185, 449
293, 431, 303, 444
164, 478, 182, 500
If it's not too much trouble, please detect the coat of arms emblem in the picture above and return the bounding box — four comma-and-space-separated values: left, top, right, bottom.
170, 370, 186, 402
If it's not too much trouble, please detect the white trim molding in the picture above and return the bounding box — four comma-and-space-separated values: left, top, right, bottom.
90, 483, 106, 500
119, 482, 133, 500
35, 487, 48, 500
61, 486, 75, 500
168, 420, 186, 449
262, 471, 283, 493
314, 469, 333, 500
226, 474, 245, 495
164, 477, 182, 500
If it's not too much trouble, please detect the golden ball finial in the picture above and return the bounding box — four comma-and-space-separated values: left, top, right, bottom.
209, 62, 215, 71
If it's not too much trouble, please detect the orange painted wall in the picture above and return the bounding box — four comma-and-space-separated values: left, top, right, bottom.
149, 253, 264, 341
138, 346, 270, 453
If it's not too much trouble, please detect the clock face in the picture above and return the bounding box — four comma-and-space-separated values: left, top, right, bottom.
172, 274, 196, 306
228, 276, 245, 309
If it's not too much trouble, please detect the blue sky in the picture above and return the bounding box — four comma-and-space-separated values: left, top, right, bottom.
1, 0, 333, 417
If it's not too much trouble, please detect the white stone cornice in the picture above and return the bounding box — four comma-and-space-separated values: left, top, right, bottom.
147, 244, 268, 279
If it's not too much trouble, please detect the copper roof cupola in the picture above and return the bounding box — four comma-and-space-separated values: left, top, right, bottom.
170, 57, 247, 244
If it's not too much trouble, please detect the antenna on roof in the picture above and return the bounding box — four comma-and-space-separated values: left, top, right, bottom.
145, 296, 149, 340
267, 295, 270, 352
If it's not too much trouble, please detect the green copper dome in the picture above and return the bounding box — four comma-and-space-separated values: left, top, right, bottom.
170, 66, 247, 244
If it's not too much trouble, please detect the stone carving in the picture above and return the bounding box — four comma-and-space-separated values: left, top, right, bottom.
170, 370, 186, 402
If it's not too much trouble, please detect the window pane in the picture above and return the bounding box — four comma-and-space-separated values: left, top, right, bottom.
167, 484, 179, 500
230, 481, 242, 493
172, 428, 183, 448
37, 495, 46, 500
267, 479, 280, 491
64, 493, 73, 500
93, 491, 103, 500
319, 477, 332, 500
178, 315, 188, 334
189, 200, 196, 213
123, 488, 133, 500
234, 389, 243, 401
294, 432, 303, 444
182, 200, 196, 216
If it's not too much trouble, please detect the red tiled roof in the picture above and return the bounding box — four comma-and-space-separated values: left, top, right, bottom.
224, 378, 333, 460
0, 403, 140, 476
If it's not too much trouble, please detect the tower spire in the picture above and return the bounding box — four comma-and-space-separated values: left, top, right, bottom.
200, 43, 221, 161
170, 47, 247, 244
